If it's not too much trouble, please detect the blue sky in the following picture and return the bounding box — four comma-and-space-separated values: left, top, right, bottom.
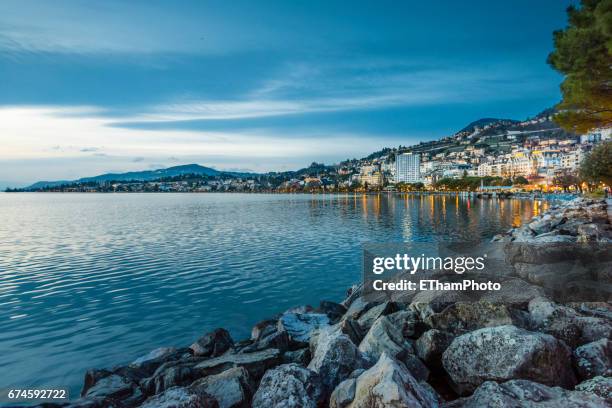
0, 0, 574, 187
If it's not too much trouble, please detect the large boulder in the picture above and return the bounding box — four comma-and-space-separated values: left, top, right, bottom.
191, 367, 253, 408
308, 328, 371, 395
142, 359, 204, 395
251, 363, 323, 408
195, 348, 282, 381
330, 378, 356, 408
278, 312, 330, 347
574, 339, 612, 380
415, 329, 454, 370
356, 302, 397, 330
319, 300, 348, 323
347, 353, 437, 408
442, 325, 576, 394
358, 315, 413, 361
446, 379, 607, 408
82, 374, 134, 401
576, 376, 612, 405
139, 386, 218, 408
190, 328, 233, 357
424, 301, 514, 335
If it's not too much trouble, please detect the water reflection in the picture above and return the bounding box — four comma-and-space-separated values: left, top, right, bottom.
0, 193, 546, 396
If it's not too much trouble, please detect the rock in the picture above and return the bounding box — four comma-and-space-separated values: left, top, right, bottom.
131, 347, 178, 368
345, 297, 379, 320
283, 348, 311, 366
478, 278, 545, 308
415, 329, 454, 369
81, 369, 112, 397
195, 348, 282, 381
336, 318, 364, 345
308, 328, 371, 395
402, 354, 429, 382
576, 376, 612, 404
139, 386, 219, 408
442, 325, 576, 394
358, 315, 413, 362
252, 363, 323, 408
409, 290, 469, 322
82, 374, 134, 401
319, 300, 348, 323
330, 378, 356, 408
347, 353, 437, 408
425, 301, 514, 335
190, 328, 233, 357
386, 309, 424, 339
251, 319, 277, 341
241, 329, 289, 353
574, 339, 612, 380
191, 367, 252, 408
145, 359, 203, 394
356, 302, 397, 330
278, 312, 330, 347
447, 379, 607, 408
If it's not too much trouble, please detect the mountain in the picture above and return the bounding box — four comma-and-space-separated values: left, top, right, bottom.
458, 118, 519, 134
25, 164, 244, 190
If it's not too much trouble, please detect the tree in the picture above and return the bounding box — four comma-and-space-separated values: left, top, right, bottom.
547, 0, 612, 134
513, 176, 529, 185
580, 141, 612, 186
553, 170, 582, 192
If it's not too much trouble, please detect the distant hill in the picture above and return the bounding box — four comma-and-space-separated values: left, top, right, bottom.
25, 164, 253, 190
458, 118, 519, 134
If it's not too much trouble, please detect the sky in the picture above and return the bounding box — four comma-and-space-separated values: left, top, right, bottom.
0, 0, 576, 188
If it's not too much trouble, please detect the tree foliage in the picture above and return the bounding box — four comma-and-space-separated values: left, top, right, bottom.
580, 140, 612, 186
547, 0, 612, 133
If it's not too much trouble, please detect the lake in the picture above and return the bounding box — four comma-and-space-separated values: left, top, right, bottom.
0, 193, 549, 397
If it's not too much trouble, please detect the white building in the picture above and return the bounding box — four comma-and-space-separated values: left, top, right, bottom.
395, 153, 421, 183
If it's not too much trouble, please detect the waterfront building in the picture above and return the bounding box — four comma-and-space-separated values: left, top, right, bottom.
395, 153, 421, 183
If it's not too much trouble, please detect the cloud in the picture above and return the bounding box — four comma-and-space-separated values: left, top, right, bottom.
132, 157, 145, 162
80, 147, 99, 152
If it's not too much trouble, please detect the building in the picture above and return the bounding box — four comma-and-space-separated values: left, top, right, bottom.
395, 153, 421, 183
358, 165, 384, 187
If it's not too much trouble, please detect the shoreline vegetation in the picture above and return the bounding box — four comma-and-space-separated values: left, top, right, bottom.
40, 197, 611, 408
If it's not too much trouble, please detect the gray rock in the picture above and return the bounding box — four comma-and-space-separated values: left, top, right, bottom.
139, 386, 218, 408
191, 367, 252, 408
282, 348, 311, 366
190, 328, 233, 358
83, 374, 134, 400
252, 363, 323, 408
446, 379, 607, 408
402, 354, 430, 382
319, 300, 348, 323
241, 329, 289, 353
278, 312, 330, 346
576, 376, 612, 404
356, 302, 397, 330
442, 325, 576, 394
347, 353, 437, 408
358, 315, 413, 361
330, 378, 356, 408
425, 301, 513, 335
415, 329, 454, 369
574, 339, 612, 380
336, 318, 364, 345
251, 319, 277, 341
195, 348, 282, 381
308, 328, 371, 395
131, 347, 178, 368
344, 297, 379, 320
145, 359, 203, 394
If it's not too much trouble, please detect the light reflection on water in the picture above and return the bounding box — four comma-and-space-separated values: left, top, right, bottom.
0, 193, 545, 396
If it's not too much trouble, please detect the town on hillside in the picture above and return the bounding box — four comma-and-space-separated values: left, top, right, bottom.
11, 112, 611, 195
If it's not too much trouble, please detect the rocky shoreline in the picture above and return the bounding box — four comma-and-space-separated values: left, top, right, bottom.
35, 198, 611, 408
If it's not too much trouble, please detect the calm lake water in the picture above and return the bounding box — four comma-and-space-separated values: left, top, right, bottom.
0, 193, 550, 397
